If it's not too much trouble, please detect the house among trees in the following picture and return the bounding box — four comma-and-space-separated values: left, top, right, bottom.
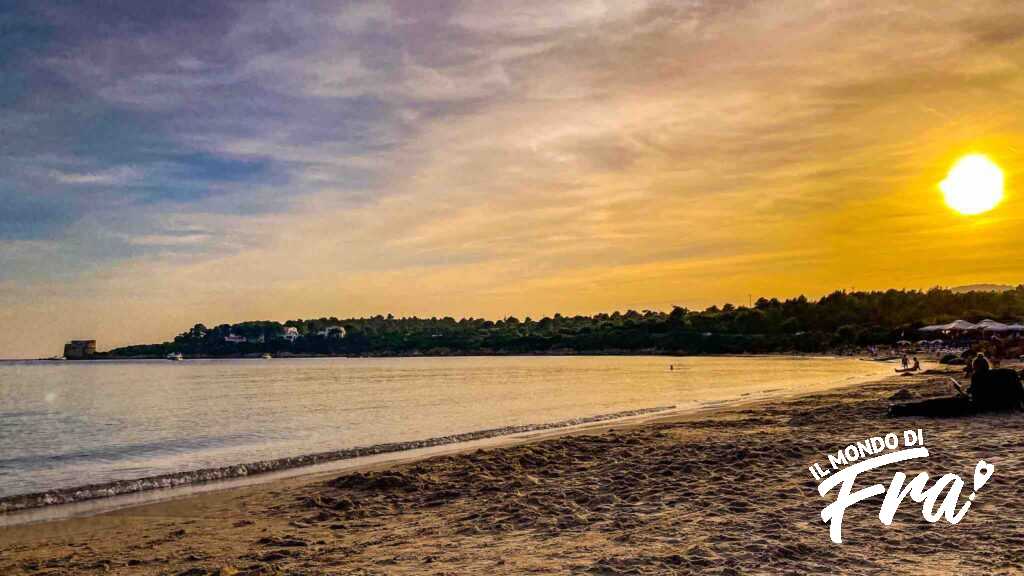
317, 325, 346, 339
106, 286, 1024, 359
64, 340, 96, 359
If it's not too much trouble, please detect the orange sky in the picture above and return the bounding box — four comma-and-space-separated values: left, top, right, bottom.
2, 1, 1024, 357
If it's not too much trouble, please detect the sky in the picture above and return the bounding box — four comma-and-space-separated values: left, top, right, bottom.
2, 1, 1024, 357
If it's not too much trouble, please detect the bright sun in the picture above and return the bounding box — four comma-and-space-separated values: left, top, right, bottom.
940, 154, 1005, 215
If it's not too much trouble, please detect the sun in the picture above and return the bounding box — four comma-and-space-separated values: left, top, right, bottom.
939, 154, 1005, 215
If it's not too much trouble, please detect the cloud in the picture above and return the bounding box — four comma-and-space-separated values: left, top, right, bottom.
2, 0, 1024, 357
122, 231, 213, 247
451, 0, 655, 37
50, 166, 141, 185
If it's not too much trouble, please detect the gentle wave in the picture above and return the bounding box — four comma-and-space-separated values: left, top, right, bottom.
0, 433, 264, 469
0, 405, 675, 514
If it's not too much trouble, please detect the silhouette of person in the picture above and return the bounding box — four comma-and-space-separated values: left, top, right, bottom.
972, 352, 991, 377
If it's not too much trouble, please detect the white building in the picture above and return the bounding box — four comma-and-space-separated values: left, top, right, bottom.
224, 333, 246, 343
317, 325, 346, 338
282, 327, 300, 342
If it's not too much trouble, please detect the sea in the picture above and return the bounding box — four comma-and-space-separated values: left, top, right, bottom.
0, 355, 889, 503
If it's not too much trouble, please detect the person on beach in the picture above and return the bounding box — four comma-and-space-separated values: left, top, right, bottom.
964, 351, 991, 379
890, 351, 1024, 416
964, 359, 1016, 412
966, 350, 991, 399
901, 355, 909, 369
971, 352, 991, 378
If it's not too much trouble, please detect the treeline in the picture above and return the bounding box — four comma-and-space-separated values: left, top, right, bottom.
104, 286, 1024, 358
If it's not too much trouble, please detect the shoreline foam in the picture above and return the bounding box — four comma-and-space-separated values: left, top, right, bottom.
0, 405, 675, 514
8, 370, 1013, 575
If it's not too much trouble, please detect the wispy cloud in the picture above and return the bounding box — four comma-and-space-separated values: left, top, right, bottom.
50, 166, 141, 185
1, 0, 1024, 357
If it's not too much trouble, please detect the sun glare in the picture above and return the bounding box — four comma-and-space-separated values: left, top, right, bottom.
940, 154, 1005, 215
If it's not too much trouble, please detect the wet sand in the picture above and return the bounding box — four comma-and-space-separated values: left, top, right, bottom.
3, 367, 1024, 575
0, 405, 677, 515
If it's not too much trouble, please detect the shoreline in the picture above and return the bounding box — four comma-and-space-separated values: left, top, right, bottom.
0, 356, 893, 522
0, 356, 892, 522
0, 406, 676, 516
7, 366, 1015, 574
7, 350, 876, 362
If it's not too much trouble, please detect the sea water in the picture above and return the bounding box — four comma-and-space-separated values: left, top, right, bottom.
0, 355, 888, 500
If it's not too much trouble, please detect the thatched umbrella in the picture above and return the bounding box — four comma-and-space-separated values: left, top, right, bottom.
944, 319, 980, 331
977, 319, 1013, 332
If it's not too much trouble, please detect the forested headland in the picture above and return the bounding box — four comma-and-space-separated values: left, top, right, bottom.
103, 286, 1024, 358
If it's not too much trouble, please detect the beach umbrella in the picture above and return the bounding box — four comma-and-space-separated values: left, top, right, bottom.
943, 320, 979, 331
1006, 323, 1024, 332
930, 339, 944, 345
921, 320, 976, 332
977, 319, 1012, 332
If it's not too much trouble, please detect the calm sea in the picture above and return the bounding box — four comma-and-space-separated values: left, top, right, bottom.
0, 356, 888, 499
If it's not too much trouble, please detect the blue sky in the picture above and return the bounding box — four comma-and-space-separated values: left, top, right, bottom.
2, 1, 1024, 356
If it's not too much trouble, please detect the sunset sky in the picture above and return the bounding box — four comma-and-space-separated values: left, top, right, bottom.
2, 1, 1024, 357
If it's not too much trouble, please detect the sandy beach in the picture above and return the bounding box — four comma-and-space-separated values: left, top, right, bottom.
6, 0, 1023, 573
3, 366, 1024, 575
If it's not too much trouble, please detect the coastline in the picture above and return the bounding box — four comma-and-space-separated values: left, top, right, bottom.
8, 364, 1016, 574
0, 405, 676, 516
9, 350, 873, 361
0, 355, 890, 521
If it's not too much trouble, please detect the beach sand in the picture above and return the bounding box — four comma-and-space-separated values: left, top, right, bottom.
3, 367, 1024, 575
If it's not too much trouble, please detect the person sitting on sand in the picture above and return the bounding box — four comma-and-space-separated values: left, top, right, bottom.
971, 352, 990, 377
890, 351, 1024, 417
967, 353, 1024, 412
968, 353, 991, 397
911, 356, 920, 371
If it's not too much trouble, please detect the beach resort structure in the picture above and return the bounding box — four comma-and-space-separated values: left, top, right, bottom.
282, 327, 300, 342
317, 325, 347, 338
919, 319, 1024, 334
63, 340, 96, 359
915, 319, 1024, 359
